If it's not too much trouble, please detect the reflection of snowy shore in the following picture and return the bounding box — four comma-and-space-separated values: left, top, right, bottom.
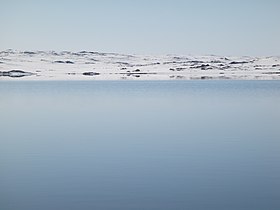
1, 50, 280, 80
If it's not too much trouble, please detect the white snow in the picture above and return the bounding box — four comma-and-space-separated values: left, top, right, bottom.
0, 50, 280, 80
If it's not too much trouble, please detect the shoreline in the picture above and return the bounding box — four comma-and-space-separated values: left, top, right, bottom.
1, 50, 280, 81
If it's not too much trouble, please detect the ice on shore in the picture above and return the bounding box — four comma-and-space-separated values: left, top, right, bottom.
0, 50, 280, 80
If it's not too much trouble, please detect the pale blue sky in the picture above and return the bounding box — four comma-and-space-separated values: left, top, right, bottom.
0, 0, 279, 55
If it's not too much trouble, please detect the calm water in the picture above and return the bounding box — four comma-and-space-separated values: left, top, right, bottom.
0, 81, 280, 210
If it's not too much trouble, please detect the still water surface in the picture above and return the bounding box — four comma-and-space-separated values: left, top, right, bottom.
0, 81, 280, 210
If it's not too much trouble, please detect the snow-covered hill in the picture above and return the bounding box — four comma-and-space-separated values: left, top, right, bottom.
1, 50, 280, 80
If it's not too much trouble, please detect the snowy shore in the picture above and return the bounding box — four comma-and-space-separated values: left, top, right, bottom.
1, 50, 280, 80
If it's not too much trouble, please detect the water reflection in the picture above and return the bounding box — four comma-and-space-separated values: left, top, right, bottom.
0, 81, 280, 210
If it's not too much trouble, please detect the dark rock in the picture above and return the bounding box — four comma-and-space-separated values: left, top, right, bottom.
211, 60, 223, 63
54, 61, 65, 64
263, 72, 280, 75
135, 62, 161, 67
190, 64, 212, 70
79, 51, 90, 54
83, 72, 100, 76
0, 70, 34, 78
176, 67, 186, 71
118, 72, 157, 76
23, 51, 36, 55
229, 61, 248, 65
54, 60, 75, 64
176, 75, 185, 79
218, 65, 230, 70
79, 51, 107, 56
190, 60, 205, 64
65, 61, 75, 64
201, 76, 213, 80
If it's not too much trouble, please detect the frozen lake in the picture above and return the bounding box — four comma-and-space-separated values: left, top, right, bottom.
0, 81, 280, 210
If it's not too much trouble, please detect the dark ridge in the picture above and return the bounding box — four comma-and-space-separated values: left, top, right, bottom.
272, 64, 280, 67
201, 76, 213, 80
190, 64, 212, 70
0, 70, 34, 78
173, 56, 189, 61
162, 61, 188, 65
229, 61, 249, 65
176, 67, 186, 71
54, 60, 75, 64
163, 61, 180, 65
118, 72, 157, 76
85, 62, 96, 65
79, 51, 101, 54
170, 75, 185, 79
263, 72, 280, 75
210, 60, 224, 63
72, 51, 100, 56
190, 76, 213, 80
78, 51, 90, 54
78, 51, 107, 56
176, 76, 185, 79
134, 62, 161, 67
189, 60, 205, 64
218, 65, 231, 70
89, 58, 99, 62
23, 51, 36, 55
83, 72, 100, 76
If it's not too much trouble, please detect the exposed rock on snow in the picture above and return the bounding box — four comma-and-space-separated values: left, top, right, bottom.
0, 50, 279, 80
0, 70, 34, 78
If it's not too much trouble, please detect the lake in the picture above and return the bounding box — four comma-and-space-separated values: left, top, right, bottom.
0, 81, 280, 210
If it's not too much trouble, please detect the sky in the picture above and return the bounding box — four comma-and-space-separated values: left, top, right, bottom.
0, 0, 279, 56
